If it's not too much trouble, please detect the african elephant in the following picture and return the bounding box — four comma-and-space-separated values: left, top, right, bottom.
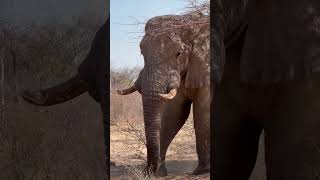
118, 13, 210, 176
21, 18, 110, 175
213, 1, 320, 179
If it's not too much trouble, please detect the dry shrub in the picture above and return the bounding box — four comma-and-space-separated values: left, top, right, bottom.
110, 65, 143, 123
110, 92, 142, 124
110, 91, 146, 165
124, 165, 153, 180
184, 0, 210, 15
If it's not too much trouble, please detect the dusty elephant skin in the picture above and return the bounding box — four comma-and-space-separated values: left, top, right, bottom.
212, 0, 248, 83
21, 18, 110, 177
118, 13, 210, 176
213, 1, 320, 180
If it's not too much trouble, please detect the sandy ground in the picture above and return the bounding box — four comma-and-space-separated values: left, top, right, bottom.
110, 115, 210, 180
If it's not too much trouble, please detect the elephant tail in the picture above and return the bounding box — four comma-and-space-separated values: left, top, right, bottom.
22, 74, 88, 106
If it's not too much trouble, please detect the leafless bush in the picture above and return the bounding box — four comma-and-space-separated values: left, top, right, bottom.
114, 117, 146, 162
184, 0, 210, 15
123, 0, 209, 44
125, 165, 154, 180
110, 66, 142, 93
110, 67, 148, 177
110, 91, 146, 162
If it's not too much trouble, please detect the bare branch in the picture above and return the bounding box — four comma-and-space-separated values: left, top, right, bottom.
183, 0, 210, 15
120, 0, 210, 44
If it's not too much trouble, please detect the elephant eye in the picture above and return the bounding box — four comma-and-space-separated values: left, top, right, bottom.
176, 51, 182, 59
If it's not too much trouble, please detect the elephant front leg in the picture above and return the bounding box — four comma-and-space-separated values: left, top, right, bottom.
158, 93, 191, 176
192, 87, 211, 175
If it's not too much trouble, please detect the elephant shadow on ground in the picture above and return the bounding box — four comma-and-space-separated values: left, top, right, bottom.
110, 160, 210, 179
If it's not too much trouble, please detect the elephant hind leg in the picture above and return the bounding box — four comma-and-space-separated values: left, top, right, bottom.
158, 92, 191, 176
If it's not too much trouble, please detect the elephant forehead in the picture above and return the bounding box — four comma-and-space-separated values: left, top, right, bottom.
143, 13, 208, 37
140, 13, 209, 57
140, 35, 179, 55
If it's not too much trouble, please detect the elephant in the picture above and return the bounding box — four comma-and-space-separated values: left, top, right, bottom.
212, 1, 320, 179
117, 13, 210, 176
21, 18, 110, 176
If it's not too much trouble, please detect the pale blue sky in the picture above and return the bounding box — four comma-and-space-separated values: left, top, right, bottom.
110, 0, 188, 68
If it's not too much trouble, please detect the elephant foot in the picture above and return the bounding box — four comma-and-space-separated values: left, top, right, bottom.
142, 162, 167, 177
142, 164, 158, 177
192, 164, 210, 175
156, 163, 168, 176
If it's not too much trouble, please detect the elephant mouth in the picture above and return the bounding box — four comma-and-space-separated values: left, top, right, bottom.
158, 88, 177, 101
117, 84, 177, 101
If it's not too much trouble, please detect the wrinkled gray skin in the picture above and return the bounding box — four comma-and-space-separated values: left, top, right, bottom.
22, 19, 110, 178
118, 13, 210, 176
214, 0, 320, 82
212, 0, 248, 82
213, 1, 320, 179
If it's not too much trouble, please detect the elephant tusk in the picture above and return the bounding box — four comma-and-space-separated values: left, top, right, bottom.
21, 74, 88, 106
158, 88, 177, 100
22, 90, 48, 105
117, 85, 137, 95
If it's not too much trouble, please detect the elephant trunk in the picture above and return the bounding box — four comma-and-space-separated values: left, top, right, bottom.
117, 68, 180, 175
142, 96, 164, 173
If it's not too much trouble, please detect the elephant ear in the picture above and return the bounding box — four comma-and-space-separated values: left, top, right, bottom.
211, 0, 226, 83
184, 26, 210, 88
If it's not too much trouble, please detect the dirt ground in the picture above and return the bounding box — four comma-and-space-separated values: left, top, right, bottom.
110, 93, 267, 180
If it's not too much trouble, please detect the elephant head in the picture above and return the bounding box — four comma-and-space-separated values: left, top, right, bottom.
118, 13, 209, 174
